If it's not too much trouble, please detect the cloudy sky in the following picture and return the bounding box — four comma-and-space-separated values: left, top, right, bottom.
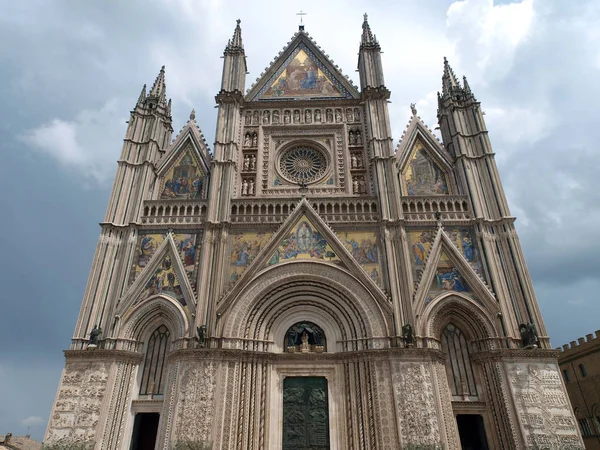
1, 0, 598, 441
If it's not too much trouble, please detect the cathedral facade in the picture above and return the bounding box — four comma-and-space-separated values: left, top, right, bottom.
45, 17, 584, 450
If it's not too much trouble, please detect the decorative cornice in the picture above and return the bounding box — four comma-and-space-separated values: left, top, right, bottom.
470, 348, 560, 363
361, 86, 390, 101
215, 90, 245, 104
64, 349, 144, 364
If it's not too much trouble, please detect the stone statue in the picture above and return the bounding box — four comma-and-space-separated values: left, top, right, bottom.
263, 110, 270, 124
326, 109, 333, 123
89, 325, 102, 346
252, 111, 259, 125
346, 108, 353, 122
402, 323, 415, 347
354, 107, 361, 121
349, 131, 355, 146
305, 110, 312, 123
355, 130, 363, 146
252, 132, 258, 147
353, 179, 359, 194
520, 322, 539, 348
243, 155, 250, 171
335, 109, 342, 122
249, 179, 255, 195
242, 179, 248, 196
245, 111, 251, 125
250, 155, 256, 170
244, 133, 251, 147
284, 110, 291, 124
197, 325, 207, 348
293, 110, 300, 123
314, 109, 321, 122
300, 331, 309, 352
410, 103, 417, 116
351, 154, 357, 169
273, 110, 280, 124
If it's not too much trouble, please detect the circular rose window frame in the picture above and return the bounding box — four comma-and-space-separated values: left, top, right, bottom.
277, 144, 330, 185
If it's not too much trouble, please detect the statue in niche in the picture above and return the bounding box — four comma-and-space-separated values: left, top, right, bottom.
326, 108, 333, 123
252, 132, 258, 147
520, 322, 539, 348
89, 325, 102, 347
353, 179, 359, 194
263, 110, 270, 124
355, 130, 363, 146
354, 107, 361, 121
314, 109, 321, 122
293, 110, 300, 123
335, 108, 342, 122
349, 131, 355, 146
249, 179, 255, 195
242, 179, 248, 196
285, 322, 326, 353
305, 109, 312, 123
243, 155, 250, 171
197, 325, 207, 348
252, 111, 259, 125
244, 133, 251, 147
351, 154, 357, 169
401, 323, 415, 347
284, 110, 291, 124
245, 111, 252, 125
346, 108, 353, 122
250, 155, 256, 170
273, 110, 280, 124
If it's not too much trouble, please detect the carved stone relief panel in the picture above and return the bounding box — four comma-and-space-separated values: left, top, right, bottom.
173, 360, 217, 444
391, 361, 443, 448
506, 361, 584, 449
373, 360, 399, 450
45, 361, 110, 445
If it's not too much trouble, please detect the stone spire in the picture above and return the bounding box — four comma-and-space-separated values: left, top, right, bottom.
225, 19, 244, 53
360, 13, 379, 49
136, 84, 147, 106
149, 65, 167, 104
441, 57, 461, 97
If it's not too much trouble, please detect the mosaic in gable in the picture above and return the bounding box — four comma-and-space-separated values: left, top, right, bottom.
160, 148, 206, 199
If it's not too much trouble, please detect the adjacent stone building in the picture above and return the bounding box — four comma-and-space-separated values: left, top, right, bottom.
45, 16, 584, 449
559, 331, 600, 449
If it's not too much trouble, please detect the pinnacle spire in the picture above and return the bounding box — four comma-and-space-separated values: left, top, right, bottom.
149, 65, 167, 103
361, 13, 379, 48
226, 19, 244, 52
442, 57, 461, 96
137, 84, 147, 106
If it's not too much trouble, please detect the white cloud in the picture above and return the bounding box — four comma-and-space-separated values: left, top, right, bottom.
21, 415, 45, 427
19, 99, 126, 184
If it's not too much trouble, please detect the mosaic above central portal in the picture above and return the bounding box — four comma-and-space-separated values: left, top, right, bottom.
260, 47, 347, 100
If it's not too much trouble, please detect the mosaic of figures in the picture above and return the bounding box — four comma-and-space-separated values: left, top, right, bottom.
268, 218, 339, 265
402, 141, 449, 196
340, 231, 382, 287
259, 46, 346, 99
139, 255, 187, 307
229, 231, 273, 285
160, 149, 206, 199
132, 232, 201, 292
407, 228, 484, 302
244, 107, 361, 126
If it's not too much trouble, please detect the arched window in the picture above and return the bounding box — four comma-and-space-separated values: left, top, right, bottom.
441, 323, 478, 399
140, 325, 170, 396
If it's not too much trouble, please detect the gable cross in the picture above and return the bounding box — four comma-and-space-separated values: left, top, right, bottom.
296, 10, 307, 29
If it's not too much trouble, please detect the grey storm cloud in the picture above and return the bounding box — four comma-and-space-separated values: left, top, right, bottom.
0, 0, 598, 441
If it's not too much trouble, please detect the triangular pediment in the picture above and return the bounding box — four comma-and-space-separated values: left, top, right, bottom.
156, 117, 211, 200
412, 227, 497, 318
118, 233, 197, 317
397, 115, 454, 196
246, 32, 359, 101
219, 198, 389, 313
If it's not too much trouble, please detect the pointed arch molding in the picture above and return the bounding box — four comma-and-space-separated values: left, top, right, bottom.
119, 295, 189, 341
414, 227, 500, 337
116, 233, 197, 320
219, 261, 392, 350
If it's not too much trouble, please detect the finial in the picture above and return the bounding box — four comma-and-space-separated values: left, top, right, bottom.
137, 83, 147, 105
296, 10, 307, 30
226, 19, 244, 52
149, 65, 167, 104
190, 109, 196, 121
360, 12, 379, 48
441, 57, 461, 96
410, 103, 417, 116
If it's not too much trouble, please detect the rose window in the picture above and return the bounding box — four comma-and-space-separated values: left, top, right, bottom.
279, 146, 328, 183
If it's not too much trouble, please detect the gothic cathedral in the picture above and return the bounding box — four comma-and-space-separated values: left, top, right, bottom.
45, 17, 584, 450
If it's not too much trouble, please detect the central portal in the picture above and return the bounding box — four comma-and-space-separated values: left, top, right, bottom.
283, 376, 330, 450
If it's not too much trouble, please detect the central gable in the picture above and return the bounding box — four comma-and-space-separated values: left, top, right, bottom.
247, 32, 359, 101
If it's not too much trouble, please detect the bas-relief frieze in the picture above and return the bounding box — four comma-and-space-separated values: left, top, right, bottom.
391, 361, 442, 448
173, 361, 217, 444
45, 362, 109, 445
507, 362, 584, 449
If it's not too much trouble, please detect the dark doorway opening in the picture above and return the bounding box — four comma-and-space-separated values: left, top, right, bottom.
130, 412, 160, 450
456, 414, 489, 450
